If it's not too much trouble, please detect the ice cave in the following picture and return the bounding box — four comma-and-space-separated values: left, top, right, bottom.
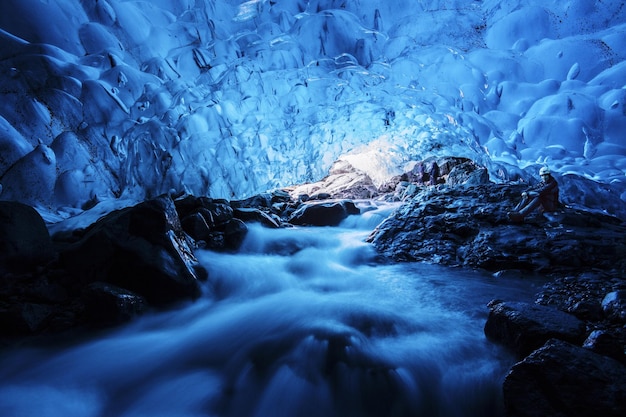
1, 1, 625, 417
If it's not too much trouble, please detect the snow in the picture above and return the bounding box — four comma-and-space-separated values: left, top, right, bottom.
0, 0, 625, 220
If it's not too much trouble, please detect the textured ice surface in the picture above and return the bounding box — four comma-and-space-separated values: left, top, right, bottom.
0, 0, 625, 218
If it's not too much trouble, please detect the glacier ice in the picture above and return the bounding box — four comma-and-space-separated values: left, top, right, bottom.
0, 0, 625, 219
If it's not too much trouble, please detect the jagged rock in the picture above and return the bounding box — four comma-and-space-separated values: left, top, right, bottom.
233, 207, 280, 228
446, 160, 490, 186
0, 201, 56, 274
367, 183, 626, 273
484, 300, 586, 358
288, 200, 360, 226
175, 195, 255, 251
81, 282, 147, 327
287, 159, 379, 200
202, 199, 234, 225
174, 195, 233, 227
59, 195, 206, 306
231, 189, 292, 210
503, 339, 626, 417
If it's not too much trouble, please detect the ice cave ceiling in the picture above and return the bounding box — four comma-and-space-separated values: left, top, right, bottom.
0, 0, 625, 217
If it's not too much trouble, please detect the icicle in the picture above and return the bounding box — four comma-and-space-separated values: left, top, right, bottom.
374, 9, 383, 31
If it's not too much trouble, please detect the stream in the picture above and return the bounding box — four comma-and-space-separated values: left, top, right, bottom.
0, 203, 544, 417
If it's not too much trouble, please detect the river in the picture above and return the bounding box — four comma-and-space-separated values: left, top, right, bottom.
0, 203, 544, 417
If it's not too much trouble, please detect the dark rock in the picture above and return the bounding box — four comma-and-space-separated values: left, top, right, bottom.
484, 300, 586, 358
223, 218, 248, 250
568, 299, 604, 321
367, 183, 626, 274
534, 272, 614, 315
198, 199, 233, 226
583, 330, 626, 363
196, 207, 218, 228
231, 193, 272, 209
602, 290, 626, 322
233, 207, 280, 228
59, 195, 205, 306
202, 232, 226, 251
181, 212, 212, 241
270, 189, 292, 204
81, 282, 147, 327
289, 200, 360, 226
174, 195, 234, 227
445, 160, 490, 187
0, 301, 55, 335
172, 194, 202, 219
503, 339, 626, 417
311, 192, 332, 200
0, 201, 56, 274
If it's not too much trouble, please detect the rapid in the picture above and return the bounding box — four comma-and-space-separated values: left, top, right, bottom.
0, 203, 543, 417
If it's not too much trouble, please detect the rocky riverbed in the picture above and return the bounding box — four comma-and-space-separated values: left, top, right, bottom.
1, 156, 625, 417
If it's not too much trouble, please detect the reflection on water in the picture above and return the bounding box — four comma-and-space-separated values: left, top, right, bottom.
0, 204, 544, 417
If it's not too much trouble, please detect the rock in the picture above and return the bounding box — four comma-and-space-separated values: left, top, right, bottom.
288, 200, 360, 226
503, 339, 626, 417
231, 192, 273, 209
602, 290, 626, 322
175, 194, 255, 251
583, 330, 626, 363
287, 160, 379, 200
59, 195, 205, 306
81, 282, 147, 327
223, 218, 248, 250
367, 183, 626, 273
202, 199, 234, 225
0, 301, 55, 335
484, 300, 586, 358
233, 207, 280, 228
445, 160, 490, 187
0, 201, 56, 274
181, 211, 212, 241
568, 299, 604, 321
174, 195, 233, 227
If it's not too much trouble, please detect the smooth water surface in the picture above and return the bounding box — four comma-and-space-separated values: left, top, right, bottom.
0, 204, 543, 417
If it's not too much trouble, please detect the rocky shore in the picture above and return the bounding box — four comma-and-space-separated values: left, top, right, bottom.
1, 156, 625, 416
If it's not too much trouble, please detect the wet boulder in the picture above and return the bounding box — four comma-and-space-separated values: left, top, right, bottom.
484, 300, 586, 358
288, 200, 360, 226
223, 218, 248, 250
602, 290, 626, 322
233, 207, 280, 228
0, 201, 56, 274
180, 211, 213, 242
81, 282, 147, 327
175, 195, 250, 251
582, 330, 626, 364
60, 195, 206, 306
503, 339, 626, 417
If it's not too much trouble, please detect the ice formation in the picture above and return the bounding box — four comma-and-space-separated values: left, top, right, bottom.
0, 0, 625, 218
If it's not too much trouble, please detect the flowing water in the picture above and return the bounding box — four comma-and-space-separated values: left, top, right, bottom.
0, 203, 544, 417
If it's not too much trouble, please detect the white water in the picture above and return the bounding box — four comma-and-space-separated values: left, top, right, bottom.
0, 204, 543, 417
